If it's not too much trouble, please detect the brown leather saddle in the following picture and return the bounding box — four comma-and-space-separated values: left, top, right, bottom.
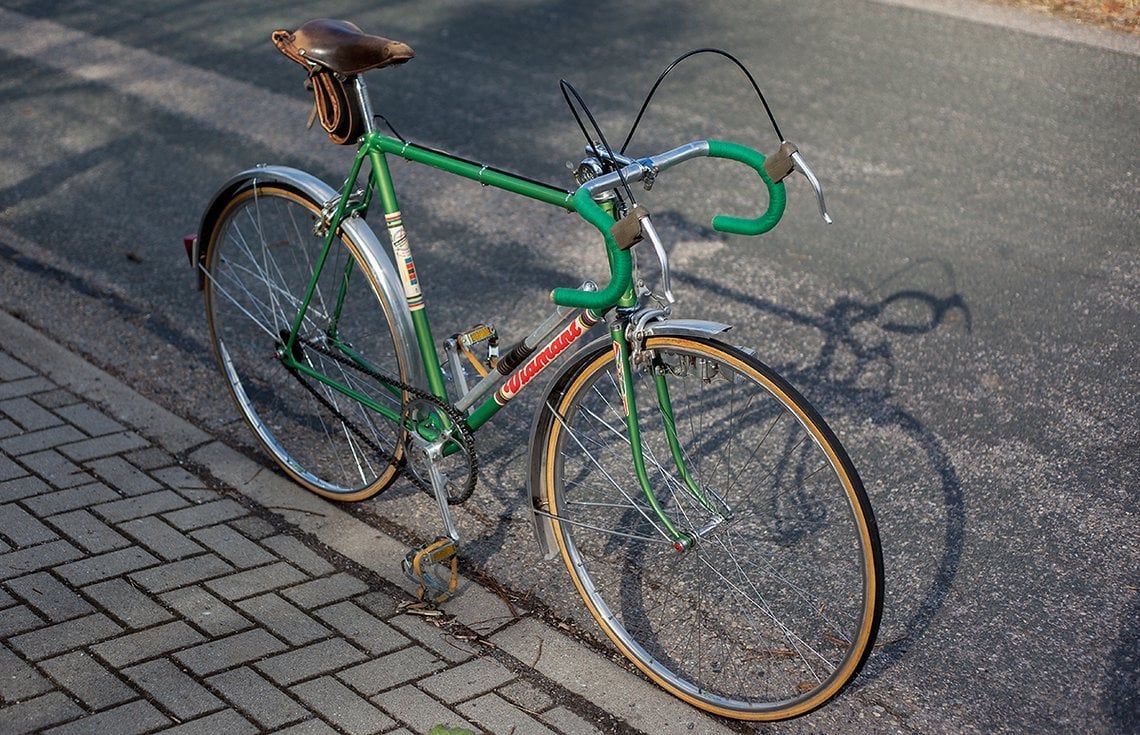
272, 20, 415, 144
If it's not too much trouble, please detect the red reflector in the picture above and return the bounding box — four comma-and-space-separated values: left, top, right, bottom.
183, 234, 197, 265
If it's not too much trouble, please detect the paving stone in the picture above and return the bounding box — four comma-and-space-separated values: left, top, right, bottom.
58, 431, 150, 462
0, 539, 83, 581
0, 352, 34, 381
19, 482, 118, 516
236, 593, 331, 645
54, 545, 160, 586
338, 646, 446, 697
44, 509, 131, 553
0, 452, 27, 482
226, 515, 278, 541
498, 679, 556, 714
256, 638, 367, 686
0, 604, 43, 638
84, 456, 161, 496
0, 642, 53, 702
41, 698, 169, 735
458, 692, 559, 735
281, 571, 370, 608
542, 706, 605, 735
120, 516, 206, 560
0, 587, 13, 607
53, 403, 124, 437
377, 684, 480, 735
0, 503, 58, 547
152, 466, 212, 502
0, 690, 85, 734
0, 396, 62, 431
37, 650, 137, 709
291, 676, 396, 735
419, 657, 516, 704
8, 612, 122, 661
273, 720, 341, 735
190, 524, 274, 568
83, 578, 174, 629
154, 709, 258, 735
163, 499, 247, 531
205, 561, 308, 601
0, 374, 55, 398
354, 590, 398, 618
174, 628, 287, 676
122, 447, 175, 471
389, 614, 476, 664
18, 450, 92, 488
6, 571, 94, 622
92, 489, 189, 524
160, 586, 251, 636
260, 535, 335, 575
29, 389, 78, 410
0, 419, 19, 439
0, 426, 83, 458
122, 658, 224, 720
91, 621, 206, 668
206, 666, 311, 729
129, 554, 234, 593
314, 600, 409, 655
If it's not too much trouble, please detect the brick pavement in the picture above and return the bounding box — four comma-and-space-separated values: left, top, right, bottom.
0, 312, 733, 735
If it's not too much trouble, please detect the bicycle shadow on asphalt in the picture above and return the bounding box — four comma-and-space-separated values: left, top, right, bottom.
678, 260, 971, 684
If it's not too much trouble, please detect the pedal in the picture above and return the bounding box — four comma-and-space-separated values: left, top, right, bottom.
402, 537, 460, 604
457, 324, 499, 372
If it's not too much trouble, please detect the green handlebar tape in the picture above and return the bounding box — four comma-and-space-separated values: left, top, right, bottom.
551, 188, 633, 309
706, 139, 786, 236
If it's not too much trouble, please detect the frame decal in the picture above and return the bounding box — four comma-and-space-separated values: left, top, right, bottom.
494, 312, 599, 406
385, 211, 424, 311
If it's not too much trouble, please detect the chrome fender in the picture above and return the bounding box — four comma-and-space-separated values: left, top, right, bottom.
194, 165, 426, 393
526, 319, 732, 559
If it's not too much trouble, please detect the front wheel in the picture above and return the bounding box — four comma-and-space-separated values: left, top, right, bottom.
531, 335, 883, 720
201, 181, 409, 500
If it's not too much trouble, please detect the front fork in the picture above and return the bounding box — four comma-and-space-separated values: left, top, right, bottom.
610, 322, 727, 552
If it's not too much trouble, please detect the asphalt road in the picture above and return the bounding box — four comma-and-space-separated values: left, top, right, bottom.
1, 1, 1137, 732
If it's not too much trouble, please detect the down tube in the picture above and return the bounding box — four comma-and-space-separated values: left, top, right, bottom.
465, 310, 601, 431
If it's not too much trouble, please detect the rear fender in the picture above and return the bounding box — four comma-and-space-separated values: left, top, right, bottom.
194, 165, 426, 392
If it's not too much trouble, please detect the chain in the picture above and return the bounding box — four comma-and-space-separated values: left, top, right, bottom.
283, 336, 478, 504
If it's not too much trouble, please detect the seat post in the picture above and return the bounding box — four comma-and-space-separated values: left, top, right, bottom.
352, 76, 377, 136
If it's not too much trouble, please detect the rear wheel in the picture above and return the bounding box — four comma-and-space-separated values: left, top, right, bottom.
532, 335, 882, 720
202, 182, 408, 500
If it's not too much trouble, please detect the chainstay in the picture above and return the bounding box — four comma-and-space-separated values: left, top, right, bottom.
283, 336, 478, 504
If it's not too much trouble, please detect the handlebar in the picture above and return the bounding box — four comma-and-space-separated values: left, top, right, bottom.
705, 140, 786, 236
552, 139, 821, 310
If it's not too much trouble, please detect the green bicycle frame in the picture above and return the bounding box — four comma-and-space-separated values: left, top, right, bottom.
279, 127, 717, 543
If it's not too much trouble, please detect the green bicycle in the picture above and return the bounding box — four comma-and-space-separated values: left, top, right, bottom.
191, 19, 883, 721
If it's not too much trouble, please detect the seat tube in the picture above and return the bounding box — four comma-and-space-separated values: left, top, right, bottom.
369, 143, 448, 399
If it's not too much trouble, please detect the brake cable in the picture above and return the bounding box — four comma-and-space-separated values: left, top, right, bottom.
620, 47, 784, 155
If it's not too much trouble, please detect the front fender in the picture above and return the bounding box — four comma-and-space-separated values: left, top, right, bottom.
194, 165, 426, 393
526, 318, 733, 559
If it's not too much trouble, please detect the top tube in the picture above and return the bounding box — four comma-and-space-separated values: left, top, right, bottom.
372, 134, 575, 209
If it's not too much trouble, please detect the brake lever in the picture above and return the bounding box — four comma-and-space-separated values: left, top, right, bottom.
611, 204, 675, 304
789, 149, 832, 224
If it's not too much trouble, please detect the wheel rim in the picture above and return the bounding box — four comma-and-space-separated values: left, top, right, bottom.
203, 186, 407, 498
543, 337, 880, 719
